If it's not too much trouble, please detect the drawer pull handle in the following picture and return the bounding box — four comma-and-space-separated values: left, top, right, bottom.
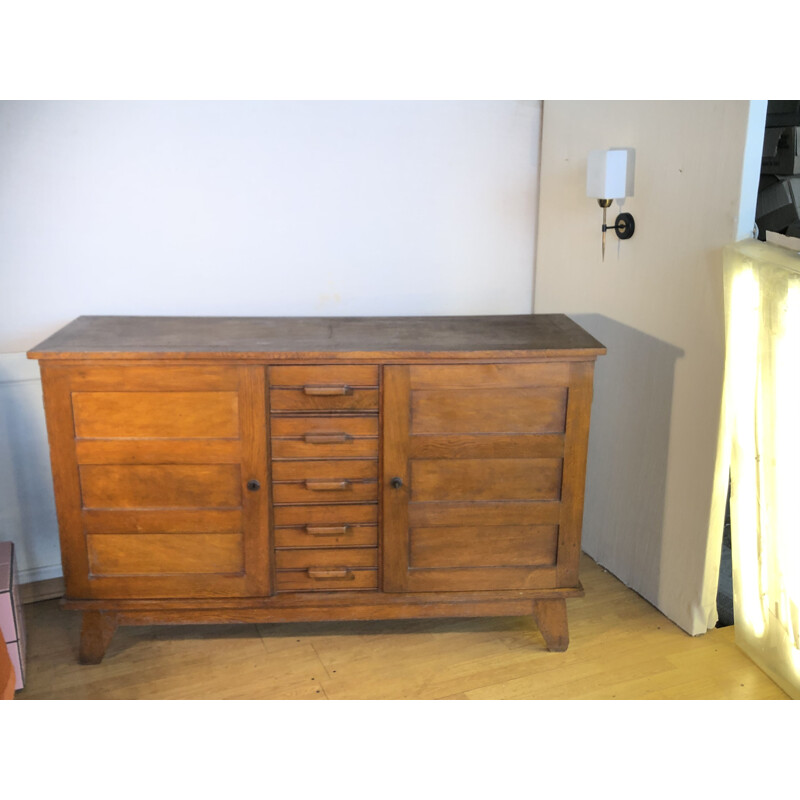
305, 480, 350, 491
303, 433, 351, 444
306, 525, 350, 536
307, 568, 354, 580
303, 385, 353, 396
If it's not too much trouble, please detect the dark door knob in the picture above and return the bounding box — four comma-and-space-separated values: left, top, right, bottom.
246, 480, 261, 491
390, 477, 403, 489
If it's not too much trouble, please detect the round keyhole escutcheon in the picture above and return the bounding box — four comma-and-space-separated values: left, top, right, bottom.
247, 480, 261, 491
390, 477, 403, 489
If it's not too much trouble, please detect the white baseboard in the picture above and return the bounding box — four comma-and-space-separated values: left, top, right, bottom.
18, 564, 64, 585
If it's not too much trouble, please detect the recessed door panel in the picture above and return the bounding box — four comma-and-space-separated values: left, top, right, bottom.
383, 362, 594, 592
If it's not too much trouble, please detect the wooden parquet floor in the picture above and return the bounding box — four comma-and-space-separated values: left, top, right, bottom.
15, 553, 789, 700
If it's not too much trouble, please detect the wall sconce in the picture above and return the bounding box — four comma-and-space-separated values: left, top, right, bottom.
587, 148, 636, 261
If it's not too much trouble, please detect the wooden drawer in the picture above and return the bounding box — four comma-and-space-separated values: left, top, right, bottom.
270, 365, 379, 412
270, 387, 378, 412
272, 459, 377, 482
271, 416, 378, 459
275, 569, 378, 592
275, 546, 378, 591
273, 503, 378, 527
275, 523, 378, 549
270, 365, 379, 386
272, 459, 378, 504
275, 547, 378, 570
273, 480, 377, 505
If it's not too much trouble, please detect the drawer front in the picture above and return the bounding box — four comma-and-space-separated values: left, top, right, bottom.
271, 415, 379, 459
270, 366, 379, 387
275, 567, 378, 592
270, 365, 379, 412
275, 524, 378, 549
275, 547, 378, 570
273, 480, 378, 505
270, 387, 378, 412
272, 459, 377, 482
273, 503, 378, 527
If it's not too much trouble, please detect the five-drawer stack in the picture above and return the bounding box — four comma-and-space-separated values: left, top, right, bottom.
269, 366, 380, 591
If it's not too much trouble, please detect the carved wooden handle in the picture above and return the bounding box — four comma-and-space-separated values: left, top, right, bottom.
303, 385, 352, 396
304, 480, 350, 491
303, 433, 350, 444
307, 568, 354, 580
305, 525, 350, 536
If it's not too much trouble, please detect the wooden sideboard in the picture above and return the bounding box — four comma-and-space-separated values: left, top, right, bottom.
28, 315, 605, 663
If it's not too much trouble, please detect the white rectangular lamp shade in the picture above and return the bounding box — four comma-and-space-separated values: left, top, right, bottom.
587, 148, 635, 200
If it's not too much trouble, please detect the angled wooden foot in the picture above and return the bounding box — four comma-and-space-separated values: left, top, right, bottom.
79, 611, 118, 664
531, 598, 569, 652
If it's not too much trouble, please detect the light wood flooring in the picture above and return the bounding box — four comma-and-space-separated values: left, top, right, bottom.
15, 554, 789, 700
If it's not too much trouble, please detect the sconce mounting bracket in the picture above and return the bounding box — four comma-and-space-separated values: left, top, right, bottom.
602, 212, 635, 240
614, 212, 635, 240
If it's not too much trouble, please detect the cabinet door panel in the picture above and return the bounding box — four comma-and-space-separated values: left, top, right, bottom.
87, 533, 244, 575
383, 363, 594, 592
73, 391, 240, 438
409, 458, 562, 502
411, 387, 567, 434
79, 464, 242, 509
41, 364, 270, 600
409, 525, 558, 569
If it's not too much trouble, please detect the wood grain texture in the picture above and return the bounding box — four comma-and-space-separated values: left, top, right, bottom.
39, 365, 92, 598
270, 387, 379, 411
409, 458, 563, 503
271, 415, 378, 459
531, 598, 569, 652
83, 509, 242, 534
272, 416, 378, 437
411, 387, 567, 434
275, 525, 378, 549
408, 501, 561, 527
275, 547, 378, 570
408, 433, 564, 460
381, 365, 411, 592
75, 439, 242, 465
272, 459, 377, 481
408, 362, 571, 389
556, 361, 595, 587
87, 533, 244, 576
273, 480, 378, 505
79, 464, 242, 509
275, 569, 378, 592
28, 315, 607, 361
72, 391, 239, 438
78, 610, 118, 665
273, 504, 378, 526
409, 525, 558, 569
269, 365, 379, 386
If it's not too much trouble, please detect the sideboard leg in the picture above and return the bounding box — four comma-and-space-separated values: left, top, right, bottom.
79, 611, 118, 664
531, 599, 569, 652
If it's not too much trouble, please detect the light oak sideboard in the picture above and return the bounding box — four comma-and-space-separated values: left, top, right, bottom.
28, 315, 605, 663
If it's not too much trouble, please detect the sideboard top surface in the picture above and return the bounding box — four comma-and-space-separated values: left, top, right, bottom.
27, 314, 606, 361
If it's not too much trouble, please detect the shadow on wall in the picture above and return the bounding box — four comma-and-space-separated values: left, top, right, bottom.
571, 314, 684, 606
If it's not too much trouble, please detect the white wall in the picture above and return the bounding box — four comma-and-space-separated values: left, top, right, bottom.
0, 100, 542, 583
0, 101, 541, 351
534, 101, 760, 635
